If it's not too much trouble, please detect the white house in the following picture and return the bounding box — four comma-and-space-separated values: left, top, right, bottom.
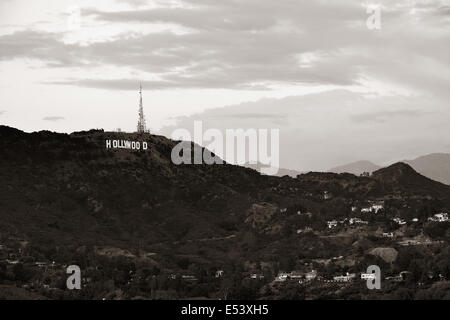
327, 220, 338, 229
393, 217, 406, 225
297, 227, 313, 234
349, 217, 368, 225
361, 203, 384, 214
428, 213, 448, 222
361, 273, 376, 280
181, 275, 198, 281
333, 273, 356, 282
305, 270, 317, 281
370, 204, 384, 213
275, 272, 289, 282
288, 271, 303, 279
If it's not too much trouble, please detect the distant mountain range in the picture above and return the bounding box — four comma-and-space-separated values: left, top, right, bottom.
328, 160, 381, 176
327, 153, 450, 185
243, 162, 304, 178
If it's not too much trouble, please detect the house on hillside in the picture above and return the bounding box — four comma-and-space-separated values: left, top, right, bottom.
181, 275, 198, 281
288, 271, 304, 280
428, 213, 448, 222
327, 220, 338, 229
275, 272, 289, 282
349, 217, 368, 225
393, 217, 406, 225
297, 227, 313, 234
305, 270, 317, 281
6, 259, 19, 265
333, 272, 356, 282
361, 201, 384, 214
387, 271, 411, 282
250, 273, 264, 280
370, 204, 384, 213
361, 273, 376, 280
323, 191, 332, 200
35, 261, 48, 268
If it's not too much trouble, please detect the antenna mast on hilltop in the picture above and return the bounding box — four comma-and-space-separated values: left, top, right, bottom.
137, 82, 148, 133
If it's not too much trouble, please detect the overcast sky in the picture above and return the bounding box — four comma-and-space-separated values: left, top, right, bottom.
0, 0, 449, 171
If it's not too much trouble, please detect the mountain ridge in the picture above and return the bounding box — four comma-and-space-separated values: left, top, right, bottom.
327, 154, 450, 185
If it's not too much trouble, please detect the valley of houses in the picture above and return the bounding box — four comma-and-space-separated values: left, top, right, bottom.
325, 201, 448, 230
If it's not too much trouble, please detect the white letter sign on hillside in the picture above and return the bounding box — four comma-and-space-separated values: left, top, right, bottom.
105, 139, 149, 151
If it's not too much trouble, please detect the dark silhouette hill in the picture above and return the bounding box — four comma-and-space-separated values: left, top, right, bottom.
372, 162, 450, 197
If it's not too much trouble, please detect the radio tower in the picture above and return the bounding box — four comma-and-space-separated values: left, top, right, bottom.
136, 82, 147, 133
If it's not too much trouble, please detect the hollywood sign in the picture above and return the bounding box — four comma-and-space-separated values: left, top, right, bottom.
105, 139, 149, 151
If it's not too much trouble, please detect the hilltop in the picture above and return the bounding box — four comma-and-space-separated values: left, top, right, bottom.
327, 154, 450, 185
372, 162, 450, 197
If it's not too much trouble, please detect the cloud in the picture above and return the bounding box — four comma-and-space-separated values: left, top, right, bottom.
42, 116, 65, 121
0, 30, 88, 67
208, 113, 288, 120
349, 109, 431, 123
0, 0, 447, 96
159, 89, 450, 171
44, 78, 272, 90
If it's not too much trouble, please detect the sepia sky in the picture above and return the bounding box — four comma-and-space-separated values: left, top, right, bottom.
0, 0, 449, 171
